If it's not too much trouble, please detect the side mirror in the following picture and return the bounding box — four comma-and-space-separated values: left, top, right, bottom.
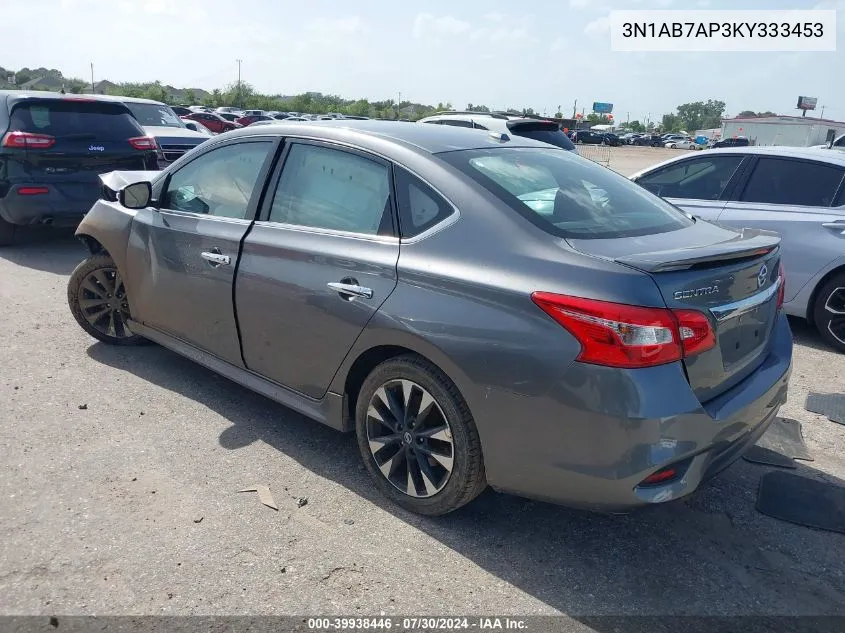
119, 181, 152, 210
184, 121, 198, 131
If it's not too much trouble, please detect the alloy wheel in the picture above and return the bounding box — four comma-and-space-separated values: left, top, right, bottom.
824, 286, 845, 345
78, 267, 133, 339
365, 379, 454, 498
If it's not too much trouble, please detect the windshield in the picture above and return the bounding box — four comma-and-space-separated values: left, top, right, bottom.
441, 147, 694, 239
125, 102, 185, 128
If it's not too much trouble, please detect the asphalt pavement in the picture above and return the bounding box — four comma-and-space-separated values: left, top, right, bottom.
1, 149, 844, 623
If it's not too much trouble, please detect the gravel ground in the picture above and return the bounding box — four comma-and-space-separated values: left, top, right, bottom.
1, 146, 844, 623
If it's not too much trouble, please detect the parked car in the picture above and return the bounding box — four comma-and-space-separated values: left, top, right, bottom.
244, 115, 276, 126
600, 132, 622, 147
188, 105, 214, 113
182, 120, 216, 136
665, 137, 702, 150
181, 112, 240, 134
217, 112, 241, 122
418, 112, 577, 152
216, 107, 242, 115
619, 133, 642, 145
96, 95, 210, 167
571, 130, 607, 145
66, 121, 791, 516
0, 91, 158, 245
710, 136, 750, 149
171, 106, 192, 117
634, 134, 665, 147
241, 109, 266, 117
630, 146, 845, 352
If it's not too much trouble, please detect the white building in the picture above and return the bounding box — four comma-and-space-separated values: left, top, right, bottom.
721, 115, 845, 147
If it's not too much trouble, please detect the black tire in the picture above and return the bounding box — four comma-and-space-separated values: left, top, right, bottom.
355, 354, 486, 516
813, 272, 845, 353
0, 216, 16, 247
67, 253, 148, 346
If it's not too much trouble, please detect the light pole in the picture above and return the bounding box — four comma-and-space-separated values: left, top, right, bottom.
90, 62, 94, 93
236, 59, 243, 108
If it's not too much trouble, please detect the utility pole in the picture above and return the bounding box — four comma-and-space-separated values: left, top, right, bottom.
236, 59, 242, 108
90, 62, 94, 94
821, 105, 826, 118
572, 99, 577, 118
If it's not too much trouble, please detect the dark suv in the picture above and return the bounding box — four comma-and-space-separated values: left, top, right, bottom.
710, 136, 750, 149
0, 91, 158, 245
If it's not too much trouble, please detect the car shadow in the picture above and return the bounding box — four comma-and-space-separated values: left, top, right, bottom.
87, 341, 845, 620
787, 315, 837, 354
0, 227, 85, 275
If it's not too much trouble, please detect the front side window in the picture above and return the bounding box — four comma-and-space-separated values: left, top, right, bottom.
268, 144, 392, 235
636, 155, 745, 200
740, 158, 845, 207
162, 141, 273, 219
441, 147, 694, 239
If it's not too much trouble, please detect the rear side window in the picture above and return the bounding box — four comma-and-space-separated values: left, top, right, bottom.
9, 101, 144, 140
394, 167, 454, 238
509, 122, 576, 151
441, 147, 693, 239
740, 158, 845, 207
636, 155, 745, 200
439, 119, 473, 128
269, 143, 393, 236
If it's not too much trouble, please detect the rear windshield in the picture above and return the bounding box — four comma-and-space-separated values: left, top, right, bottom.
507, 122, 576, 151
9, 101, 144, 140
125, 102, 185, 128
441, 147, 694, 239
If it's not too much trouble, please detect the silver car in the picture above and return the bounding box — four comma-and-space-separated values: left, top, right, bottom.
630, 146, 845, 353
66, 122, 792, 516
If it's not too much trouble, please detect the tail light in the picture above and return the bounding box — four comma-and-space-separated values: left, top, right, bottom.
776, 262, 785, 311
17, 186, 49, 195
128, 136, 157, 150
2, 131, 56, 149
531, 292, 717, 369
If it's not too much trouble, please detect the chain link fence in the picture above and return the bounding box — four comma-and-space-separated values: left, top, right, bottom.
576, 144, 612, 168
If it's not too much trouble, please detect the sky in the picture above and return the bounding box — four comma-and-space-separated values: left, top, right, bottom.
1, 0, 844, 122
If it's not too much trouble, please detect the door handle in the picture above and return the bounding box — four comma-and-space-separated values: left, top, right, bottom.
327, 281, 373, 299
201, 250, 231, 267
822, 222, 845, 235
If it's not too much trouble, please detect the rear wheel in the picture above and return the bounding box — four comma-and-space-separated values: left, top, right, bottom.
0, 217, 16, 247
813, 272, 845, 353
355, 355, 486, 516
67, 253, 148, 346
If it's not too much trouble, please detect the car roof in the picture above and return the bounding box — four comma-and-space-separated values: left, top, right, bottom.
222, 119, 556, 154
630, 144, 845, 178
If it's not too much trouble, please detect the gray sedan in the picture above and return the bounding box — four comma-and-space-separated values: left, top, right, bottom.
630, 146, 845, 352
66, 121, 792, 515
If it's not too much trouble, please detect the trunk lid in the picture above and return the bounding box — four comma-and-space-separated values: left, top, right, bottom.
567, 220, 782, 402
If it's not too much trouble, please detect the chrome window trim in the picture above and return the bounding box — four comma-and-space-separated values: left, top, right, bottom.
709, 277, 781, 323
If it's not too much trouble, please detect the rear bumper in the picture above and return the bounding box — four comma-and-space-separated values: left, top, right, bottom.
475, 312, 794, 512
0, 183, 96, 227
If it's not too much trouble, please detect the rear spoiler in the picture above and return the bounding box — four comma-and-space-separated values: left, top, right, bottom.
614, 228, 781, 272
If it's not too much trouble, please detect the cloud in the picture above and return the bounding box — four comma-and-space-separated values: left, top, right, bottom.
305, 16, 367, 36
413, 14, 471, 38
413, 13, 536, 48
569, 0, 592, 7
550, 37, 566, 52
584, 16, 611, 36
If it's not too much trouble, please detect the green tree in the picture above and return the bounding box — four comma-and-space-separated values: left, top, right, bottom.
662, 113, 682, 132
737, 110, 757, 117
554, 111, 563, 118
629, 120, 645, 132
585, 113, 611, 124
184, 90, 196, 105
675, 99, 725, 131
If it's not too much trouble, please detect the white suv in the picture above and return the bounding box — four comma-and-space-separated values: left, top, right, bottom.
417, 112, 577, 152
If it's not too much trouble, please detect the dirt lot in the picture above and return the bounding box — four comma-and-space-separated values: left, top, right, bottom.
1, 147, 844, 624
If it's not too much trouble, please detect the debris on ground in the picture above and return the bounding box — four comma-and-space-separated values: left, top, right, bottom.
297, 497, 308, 508
193, 517, 203, 524
238, 485, 279, 510
77, 403, 87, 410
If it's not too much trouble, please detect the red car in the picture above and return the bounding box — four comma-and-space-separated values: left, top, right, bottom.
181, 112, 240, 134
236, 114, 274, 126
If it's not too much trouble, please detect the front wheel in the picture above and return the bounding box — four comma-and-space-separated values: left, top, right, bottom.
355, 355, 486, 516
67, 253, 148, 346
813, 272, 845, 353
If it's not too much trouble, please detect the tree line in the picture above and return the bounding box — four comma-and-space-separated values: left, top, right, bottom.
3, 67, 748, 131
